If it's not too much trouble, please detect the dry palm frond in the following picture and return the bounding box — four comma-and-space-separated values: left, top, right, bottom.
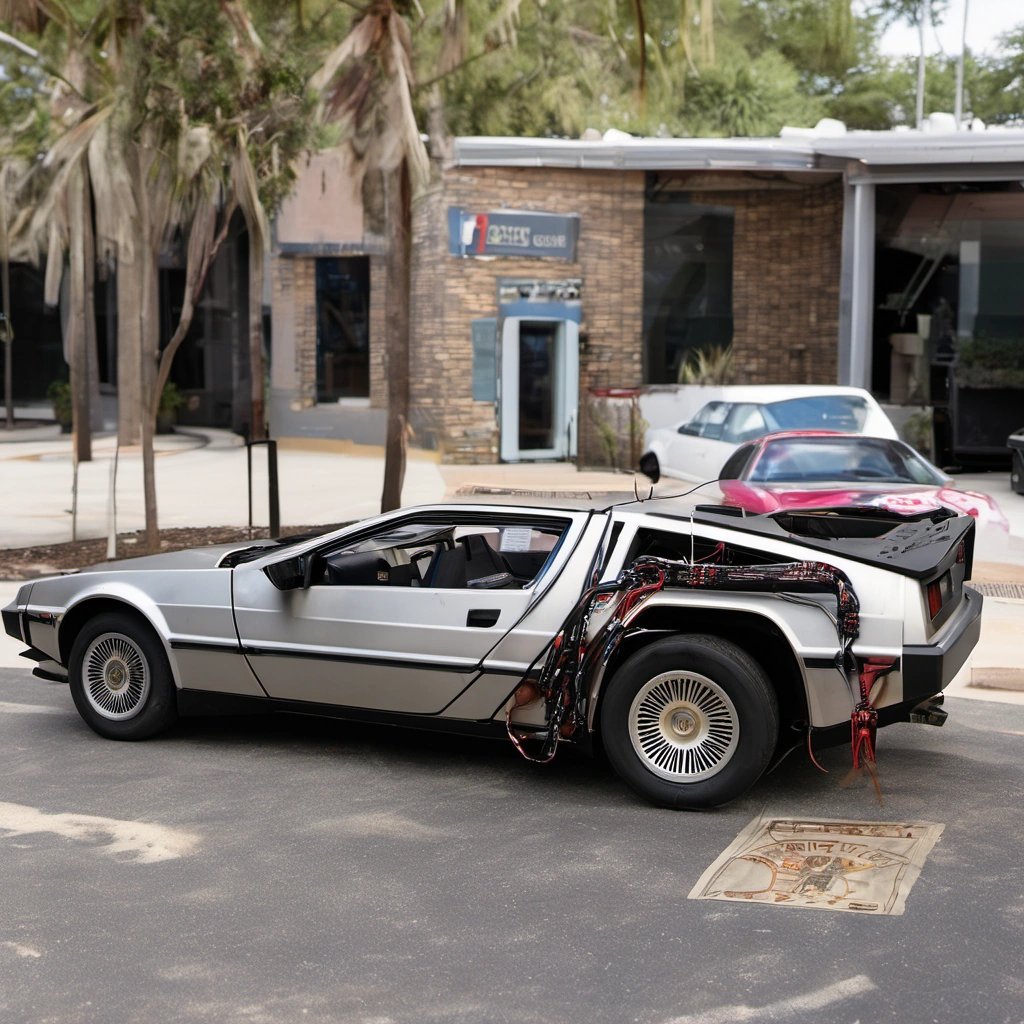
437, 0, 467, 76
231, 128, 270, 254
487, 0, 523, 48
87, 115, 138, 265
700, 0, 715, 66
312, 3, 428, 188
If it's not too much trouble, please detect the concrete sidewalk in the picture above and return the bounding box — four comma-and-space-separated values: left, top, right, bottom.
1, 422, 1022, 702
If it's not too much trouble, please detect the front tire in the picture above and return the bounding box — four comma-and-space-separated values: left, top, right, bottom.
639, 451, 661, 483
69, 612, 178, 740
600, 635, 778, 809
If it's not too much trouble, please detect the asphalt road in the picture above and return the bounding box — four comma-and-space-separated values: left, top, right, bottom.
1, 666, 1021, 1024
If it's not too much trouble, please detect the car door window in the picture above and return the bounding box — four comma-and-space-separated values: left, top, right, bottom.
699, 402, 730, 440
314, 520, 567, 591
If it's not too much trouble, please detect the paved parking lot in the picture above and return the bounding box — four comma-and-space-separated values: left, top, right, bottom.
1, 666, 1021, 1024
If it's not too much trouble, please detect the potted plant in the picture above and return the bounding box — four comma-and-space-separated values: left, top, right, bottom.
46, 380, 73, 432
156, 381, 186, 434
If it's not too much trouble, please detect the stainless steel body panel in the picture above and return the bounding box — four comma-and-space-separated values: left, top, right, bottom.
2, 497, 982, 742
232, 505, 595, 714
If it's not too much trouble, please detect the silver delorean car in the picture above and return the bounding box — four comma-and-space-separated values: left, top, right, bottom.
3, 494, 982, 808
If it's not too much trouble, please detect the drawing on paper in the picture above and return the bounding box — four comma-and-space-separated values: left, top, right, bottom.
689, 817, 944, 915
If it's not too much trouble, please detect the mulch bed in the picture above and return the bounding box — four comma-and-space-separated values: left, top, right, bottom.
0, 525, 333, 581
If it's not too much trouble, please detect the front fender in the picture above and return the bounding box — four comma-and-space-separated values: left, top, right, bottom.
26, 569, 238, 692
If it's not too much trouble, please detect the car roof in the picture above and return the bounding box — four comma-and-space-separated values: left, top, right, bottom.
757, 430, 898, 443
692, 385, 880, 405
440, 489, 711, 516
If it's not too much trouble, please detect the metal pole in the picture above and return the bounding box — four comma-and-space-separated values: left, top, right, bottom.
916, 0, 931, 129
954, 0, 969, 128
246, 441, 253, 539
246, 439, 279, 538
848, 181, 876, 390
266, 439, 280, 539
1, 177, 13, 430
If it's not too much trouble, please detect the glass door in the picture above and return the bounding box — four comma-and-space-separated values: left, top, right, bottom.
499, 317, 578, 461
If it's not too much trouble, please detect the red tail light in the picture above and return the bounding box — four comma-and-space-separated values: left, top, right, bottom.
956, 541, 966, 564
927, 581, 943, 619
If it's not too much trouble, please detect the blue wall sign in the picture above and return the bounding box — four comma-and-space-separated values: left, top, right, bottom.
448, 208, 580, 260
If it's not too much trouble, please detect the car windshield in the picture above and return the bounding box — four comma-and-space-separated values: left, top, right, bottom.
761, 395, 869, 433
747, 437, 946, 485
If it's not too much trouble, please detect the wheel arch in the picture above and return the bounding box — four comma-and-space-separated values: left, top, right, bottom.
590, 606, 809, 737
58, 595, 175, 683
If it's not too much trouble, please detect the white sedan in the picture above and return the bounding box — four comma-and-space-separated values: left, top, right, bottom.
640, 385, 898, 483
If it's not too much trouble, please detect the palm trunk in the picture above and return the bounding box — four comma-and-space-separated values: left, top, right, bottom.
140, 242, 160, 552
69, 166, 92, 463
380, 159, 411, 513
117, 258, 143, 446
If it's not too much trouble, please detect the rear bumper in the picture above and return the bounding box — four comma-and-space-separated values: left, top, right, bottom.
902, 588, 984, 702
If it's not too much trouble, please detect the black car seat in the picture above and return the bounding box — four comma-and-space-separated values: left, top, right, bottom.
425, 545, 468, 588
460, 534, 516, 589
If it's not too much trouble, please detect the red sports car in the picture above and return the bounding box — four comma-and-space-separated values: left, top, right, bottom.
717, 431, 1009, 529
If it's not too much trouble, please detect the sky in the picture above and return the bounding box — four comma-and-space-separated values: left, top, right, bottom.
877, 0, 1023, 57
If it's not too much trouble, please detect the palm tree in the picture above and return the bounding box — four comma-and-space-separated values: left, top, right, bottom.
8, 0, 310, 550
311, 0, 429, 512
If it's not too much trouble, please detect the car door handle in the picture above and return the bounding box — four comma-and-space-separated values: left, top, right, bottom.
467, 609, 500, 628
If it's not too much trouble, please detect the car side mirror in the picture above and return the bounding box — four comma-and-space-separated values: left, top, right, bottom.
264, 554, 310, 591
677, 424, 698, 436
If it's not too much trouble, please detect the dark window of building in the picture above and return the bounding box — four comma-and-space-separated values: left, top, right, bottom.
874, 182, 1024, 462
643, 192, 733, 384
316, 256, 370, 401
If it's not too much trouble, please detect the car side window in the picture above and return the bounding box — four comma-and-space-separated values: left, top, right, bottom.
698, 402, 730, 440
722, 404, 766, 444
679, 403, 712, 435
316, 521, 567, 591
719, 443, 756, 480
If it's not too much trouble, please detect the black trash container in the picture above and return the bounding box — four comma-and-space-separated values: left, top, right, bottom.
1009, 428, 1024, 495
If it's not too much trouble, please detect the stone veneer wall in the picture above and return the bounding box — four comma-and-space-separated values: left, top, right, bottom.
410, 166, 646, 464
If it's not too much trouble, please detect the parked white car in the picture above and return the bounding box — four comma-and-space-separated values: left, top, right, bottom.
640, 385, 899, 483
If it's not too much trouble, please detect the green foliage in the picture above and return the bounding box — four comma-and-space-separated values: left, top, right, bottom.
677, 344, 735, 385
957, 336, 1024, 389
158, 380, 186, 416
46, 379, 72, 426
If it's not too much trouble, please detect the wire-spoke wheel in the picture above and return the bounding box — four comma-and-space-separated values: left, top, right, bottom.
83, 632, 151, 720
629, 671, 739, 782
601, 635, 778, 809
69, 612, 178, 741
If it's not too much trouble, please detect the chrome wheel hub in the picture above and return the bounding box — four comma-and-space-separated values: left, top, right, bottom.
82, 633, 150, 720
628, 670, 740, 782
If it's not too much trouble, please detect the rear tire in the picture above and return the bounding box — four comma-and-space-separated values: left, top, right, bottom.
600, 635, 778, 809
69, 612, 178, 740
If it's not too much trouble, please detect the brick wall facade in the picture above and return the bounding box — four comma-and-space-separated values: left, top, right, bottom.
410, 166, 646, 463
717, 180, 843, 385
274, 163, 843, 464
